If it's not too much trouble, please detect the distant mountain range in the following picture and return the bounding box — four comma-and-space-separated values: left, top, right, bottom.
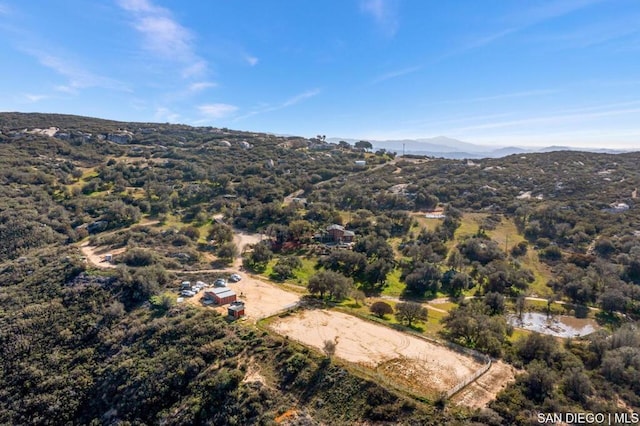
327, 136, 632, 159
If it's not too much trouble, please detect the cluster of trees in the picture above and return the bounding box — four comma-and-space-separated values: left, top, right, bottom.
272, 256, 302, 280
369, 301, 428, 327
244, 241, 273, 272
307, 270, 354, 300
441, 299, 509, 357
317, 235, 395, 293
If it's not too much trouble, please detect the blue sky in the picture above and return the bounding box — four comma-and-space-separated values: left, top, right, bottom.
1, 0, 639, 148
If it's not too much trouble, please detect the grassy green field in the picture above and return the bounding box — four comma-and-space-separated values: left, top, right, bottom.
261, 256, 317, 288
337, 297, 446, 337
410, 212, 444, 233
381, 268, 404, 297
292, 257, 317, 283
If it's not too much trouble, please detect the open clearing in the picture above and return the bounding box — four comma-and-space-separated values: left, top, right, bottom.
226, 276, 299, 320
186, 275, 300, 321
80, 242, 123, 268
269, 309, 486, 397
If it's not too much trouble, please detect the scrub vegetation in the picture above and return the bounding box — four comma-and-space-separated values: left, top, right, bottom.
2, 112, 640, 424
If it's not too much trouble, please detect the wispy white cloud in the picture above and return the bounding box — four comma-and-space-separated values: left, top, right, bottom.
236, 88, 321, 121
585, 78, 640, 88
402, 112, 515, 128
24, 48, 128, 93
360, 0, 399, 37
118, 0, 158, 13
188, 81, 217, 93
438, 89, 559, 105
135, 15, 192, 58
198, 103, 239, 119
444, 0, 605, 60
245, 55, 259, 66
155, 107, 181, 122
371, 27, 515, 84
372, 3, 578, 85
117, 0, 207, 78
371, 65, 422, 84
525, 19, 640, 50
459, 28, 519, 52
282, 89, 321, 107
508, 0, 606, 27
451, 105, 640, 133
23, 93, 49, 103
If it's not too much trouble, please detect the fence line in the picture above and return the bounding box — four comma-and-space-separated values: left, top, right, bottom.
266, 301, 300, 319
445, 358, 492, 398
392, 320, 493, 399
265, 305, 494, 400
334, 308, 493, 399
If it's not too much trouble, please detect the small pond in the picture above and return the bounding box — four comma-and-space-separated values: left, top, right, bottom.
507, 312, 598, 338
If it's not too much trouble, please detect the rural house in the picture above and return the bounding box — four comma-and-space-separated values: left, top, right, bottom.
326, 224, 355, 244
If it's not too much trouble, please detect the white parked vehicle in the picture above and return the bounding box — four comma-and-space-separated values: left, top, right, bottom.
229, 274, 242, 282
180, 290, 196, 297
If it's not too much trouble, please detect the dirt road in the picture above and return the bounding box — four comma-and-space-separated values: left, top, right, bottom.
80, 243, 122, 268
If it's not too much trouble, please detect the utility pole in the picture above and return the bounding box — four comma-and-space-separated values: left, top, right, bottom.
403, 143, 405, 157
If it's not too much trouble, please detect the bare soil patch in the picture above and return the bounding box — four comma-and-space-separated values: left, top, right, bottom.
80, 243, 124, 268
228, 275, 299, 320
233, 231, 266, 267
269, 310, 484, 396
450, 360, 517, 408
185, 274, 300, 321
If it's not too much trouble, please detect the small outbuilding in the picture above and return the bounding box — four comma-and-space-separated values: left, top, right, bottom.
228, 301, 245, 319
204, 287, 237, 305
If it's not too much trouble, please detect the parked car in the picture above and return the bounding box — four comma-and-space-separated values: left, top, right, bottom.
180, 281, 191, 290
180, 290, 196, 297
214, 278, 227, 287
229, 273, 242, 282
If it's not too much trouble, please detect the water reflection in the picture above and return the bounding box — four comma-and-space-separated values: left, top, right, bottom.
508, 312, 598, 338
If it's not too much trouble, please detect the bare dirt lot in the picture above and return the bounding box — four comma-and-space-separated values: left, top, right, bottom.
233, 231, 265, 267
269, 310, 485, 396
451, 360, 517, 408
80, 242, 123, 268
229, 277, 299, 319
185, 274, 300, 321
